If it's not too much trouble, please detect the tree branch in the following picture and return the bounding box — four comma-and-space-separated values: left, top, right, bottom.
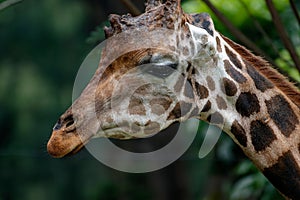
238, 0, 294, 68
289, 0, 300, 25
201, 0, 278, 68
120, 0, 141, 16
0, 0, 22, 11
266, 0, 300, 72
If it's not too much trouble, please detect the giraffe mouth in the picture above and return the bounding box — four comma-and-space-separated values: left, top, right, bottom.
65, 140, 86, 156
47, 128, 94, 158
62, 128, 135, 157
48, 118, 156, 158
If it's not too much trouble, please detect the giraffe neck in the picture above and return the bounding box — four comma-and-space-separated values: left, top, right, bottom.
190, 29, 300, 199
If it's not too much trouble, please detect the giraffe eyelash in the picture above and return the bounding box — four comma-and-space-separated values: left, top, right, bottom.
138, 53, 178, 78
141, 61, 178, 78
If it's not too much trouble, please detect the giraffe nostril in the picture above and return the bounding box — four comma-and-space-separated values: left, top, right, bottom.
65, 117, 75, 128
63, 114, 76, 132
53, 113, 76, 133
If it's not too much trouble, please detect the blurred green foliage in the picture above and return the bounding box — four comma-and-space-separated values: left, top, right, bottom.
0, 0, 298, 199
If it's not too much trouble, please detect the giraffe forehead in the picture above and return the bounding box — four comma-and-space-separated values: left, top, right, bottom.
104, 1, 188, 38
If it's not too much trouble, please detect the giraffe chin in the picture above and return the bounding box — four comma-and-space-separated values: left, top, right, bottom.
65, 143, 85, 157
47, 129, 91, 158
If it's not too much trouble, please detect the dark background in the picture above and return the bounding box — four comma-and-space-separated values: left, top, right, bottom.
0, 0, 299, 199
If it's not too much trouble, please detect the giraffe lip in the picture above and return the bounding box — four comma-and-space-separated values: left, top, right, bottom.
63, 127, 135, 157
65, 135, 93, 157
50, 128, 93, 158
66, 142, 85, 156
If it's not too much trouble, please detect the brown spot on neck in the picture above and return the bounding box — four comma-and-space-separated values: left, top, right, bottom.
250, 120, 277, 152
265, 94, 299, 137
231, 120, 247, 147
224, 60, 247, 84
195, 82, 209, 99
222, 35, 300, 108
222, 78, 238, 96
263, 151, 300, 199
225, 45, 243, 69
236, 92, 260, 117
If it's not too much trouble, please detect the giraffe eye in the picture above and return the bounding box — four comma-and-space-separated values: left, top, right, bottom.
139, 54, 178, 78
143, 62, 177, 78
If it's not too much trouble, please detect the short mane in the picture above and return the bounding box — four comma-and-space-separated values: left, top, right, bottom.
221, 35, 300, 108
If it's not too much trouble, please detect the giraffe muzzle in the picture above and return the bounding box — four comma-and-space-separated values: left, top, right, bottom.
47, 110, 93, 158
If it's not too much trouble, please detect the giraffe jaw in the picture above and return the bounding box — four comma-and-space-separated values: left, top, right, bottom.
47, 121, 159, 158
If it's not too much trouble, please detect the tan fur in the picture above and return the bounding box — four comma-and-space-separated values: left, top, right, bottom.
47, 1, 300, 198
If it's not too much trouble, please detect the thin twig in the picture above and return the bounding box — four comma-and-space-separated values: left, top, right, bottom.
0, 0, 22, 11
201, 0, 278, 67
266, 0, 300, 72
238, 0, 294, 68
289, 0, 300, 25
120, 0, 141, 16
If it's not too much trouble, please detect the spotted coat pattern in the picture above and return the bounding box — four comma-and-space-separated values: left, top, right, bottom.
47, 1, 300, 199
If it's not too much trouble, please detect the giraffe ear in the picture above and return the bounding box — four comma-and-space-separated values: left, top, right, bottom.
189, 13, 215, 37
187, 22, 217, 58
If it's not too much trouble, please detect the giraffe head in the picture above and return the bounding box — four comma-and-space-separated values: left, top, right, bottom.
47, 0, 218, 158
46, 1, 300, 199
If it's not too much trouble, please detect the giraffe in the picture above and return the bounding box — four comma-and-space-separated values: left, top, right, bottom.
47, 0, 300, 199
